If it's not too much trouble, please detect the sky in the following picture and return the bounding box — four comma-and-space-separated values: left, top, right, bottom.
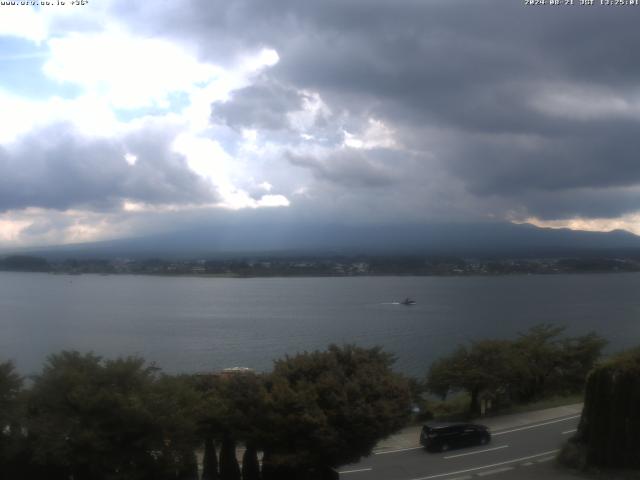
2, 0, 640, 247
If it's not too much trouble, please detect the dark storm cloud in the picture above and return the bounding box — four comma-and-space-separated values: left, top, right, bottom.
287, 148, 400, 188
0, 123, 217, 212
81, 1, 640, 221
212, 77, 303, 130
515, 187, 640, 221
447, 120, 640, 194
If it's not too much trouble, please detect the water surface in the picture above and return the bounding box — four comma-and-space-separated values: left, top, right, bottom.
1, 272, 639, 376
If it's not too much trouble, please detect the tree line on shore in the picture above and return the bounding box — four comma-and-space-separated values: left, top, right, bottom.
3, 254, 640, 277
0, 326, 608, 480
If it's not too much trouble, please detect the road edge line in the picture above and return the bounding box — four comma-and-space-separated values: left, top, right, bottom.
491, 415, 580, 436
408, 449, 559, 480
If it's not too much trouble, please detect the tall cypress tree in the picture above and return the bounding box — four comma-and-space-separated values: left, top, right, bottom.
241, 444, 260, 480
577, 347, 640, 468
219, 435, 241, 480
202, 437, 219, 480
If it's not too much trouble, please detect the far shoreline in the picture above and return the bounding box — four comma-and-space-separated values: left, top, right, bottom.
1, 269, 640, 279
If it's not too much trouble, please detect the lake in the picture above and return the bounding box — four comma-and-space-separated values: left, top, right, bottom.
1, 272, 639, 377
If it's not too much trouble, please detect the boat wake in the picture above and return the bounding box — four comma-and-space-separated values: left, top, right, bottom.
380, 298, 416, 306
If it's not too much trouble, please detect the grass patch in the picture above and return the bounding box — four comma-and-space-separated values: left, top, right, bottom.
410, 393, 583, 425
409, 393, 472, 424
491, 393, 583, 416
430, 393, 472, 421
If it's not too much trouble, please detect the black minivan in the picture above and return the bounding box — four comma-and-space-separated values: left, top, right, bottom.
420, 423, 491, 452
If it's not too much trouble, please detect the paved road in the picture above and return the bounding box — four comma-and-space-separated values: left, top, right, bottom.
339, 413, 580, 480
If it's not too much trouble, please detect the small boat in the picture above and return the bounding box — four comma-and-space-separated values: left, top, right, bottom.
400, 297, 416, 305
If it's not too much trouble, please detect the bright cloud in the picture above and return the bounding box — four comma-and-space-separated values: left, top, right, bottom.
0, 218, 31, 243
0, 5, 47, 43
343, 118, 396, 150
124, 153, 137, 166
0, 91, 120, 143
43, 31, 221, 109
172, 133, 233, 184
524, 215, 640, 236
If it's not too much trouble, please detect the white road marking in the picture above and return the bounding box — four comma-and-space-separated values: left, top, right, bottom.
562, 429, 577, 435
536, 456, 556, 463
339, 467, 373, 474
476, 466, 514, 476
492, 415, 580, 436
408, 449, 559, 480
374, 446, 423, 455
522, 461, 534, 466
444, 445, 509, 459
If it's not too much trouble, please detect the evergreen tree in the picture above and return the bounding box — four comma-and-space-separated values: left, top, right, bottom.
241, 443, 260, 480
202, 436, 219, 480
219, 435, 241, 480
0, 361, 24, 479
575, 347, 640, 468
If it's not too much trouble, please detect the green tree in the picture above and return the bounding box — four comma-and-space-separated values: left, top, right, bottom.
201, 436, 219, 480
427, 326, 607, 415
219, 372, 269, 449
192, 373, 224, 480
0, 361, 25, 479
556, 332, 607, 394
219, 435, 241, 480
512, 324, 567, 401
427, 340, 516, 415
147, 374, 202, 479
241, 444, 260, 480
196, 371, 269, 480
262, 344, 410, 478
26, 351, 200, 480
512, 325, 606, 401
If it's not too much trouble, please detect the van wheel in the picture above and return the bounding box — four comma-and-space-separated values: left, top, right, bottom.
479, 436, 488, 445
440, 443, 450, 452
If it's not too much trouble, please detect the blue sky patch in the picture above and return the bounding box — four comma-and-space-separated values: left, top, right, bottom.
0, 37, 81, 100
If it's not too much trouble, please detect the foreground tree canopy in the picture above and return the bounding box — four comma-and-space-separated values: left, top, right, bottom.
0, 361, 23, 477
263, 345, 411, 472
23, 352, 200, 480
0, 330, 612, 479
0, 345, 410, 480
426, 325, 607, 415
